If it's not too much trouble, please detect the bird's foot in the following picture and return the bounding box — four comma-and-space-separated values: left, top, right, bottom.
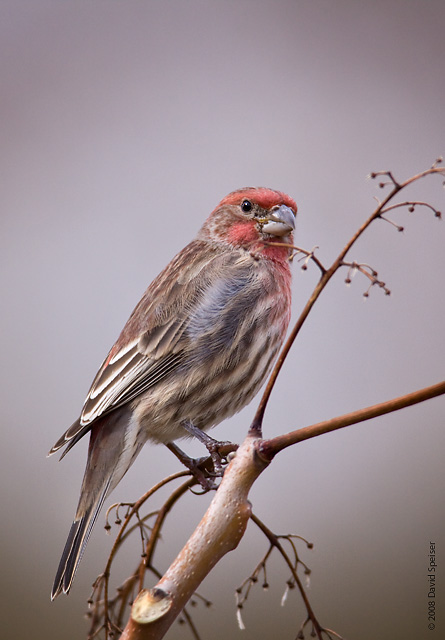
166, 442, 218, 491
181, 421, 237, 477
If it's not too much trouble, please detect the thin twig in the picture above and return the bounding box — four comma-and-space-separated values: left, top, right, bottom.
89, 471, 190, 639
264, 241, 326, 273
250, 514, 325, 640
138, 478, 196, 591
381, 200, 442, 219
251, 164, 445, 435
179, 607, 203, 640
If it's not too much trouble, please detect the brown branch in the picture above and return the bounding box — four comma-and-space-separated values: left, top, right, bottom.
259, 380, 445, 460
250, 164, 445, 435
120, 433, 268, 639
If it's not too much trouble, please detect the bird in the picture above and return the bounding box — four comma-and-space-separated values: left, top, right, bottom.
49, 187, 297, 599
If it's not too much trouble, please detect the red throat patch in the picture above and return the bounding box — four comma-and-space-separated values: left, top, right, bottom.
228, 219, 259, 246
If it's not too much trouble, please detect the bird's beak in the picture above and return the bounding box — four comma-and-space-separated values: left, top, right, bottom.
260, 205, 295, 237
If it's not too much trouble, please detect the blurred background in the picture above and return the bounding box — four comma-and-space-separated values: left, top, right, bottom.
1, 1, 444, 638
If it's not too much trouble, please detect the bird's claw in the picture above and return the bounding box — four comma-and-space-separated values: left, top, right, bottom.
204, 439, 233, 477
166, 443, 218, 491
181, 421, 237, 478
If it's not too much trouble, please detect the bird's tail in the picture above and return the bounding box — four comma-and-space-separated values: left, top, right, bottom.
51, 407, 143, 599
51, 484, 109, 599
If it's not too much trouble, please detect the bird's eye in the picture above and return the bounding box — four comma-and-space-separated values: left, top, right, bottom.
241, 199, 253, 213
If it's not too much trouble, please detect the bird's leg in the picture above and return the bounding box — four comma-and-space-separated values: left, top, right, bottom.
181, 421, 235, 476
166, 442, 217, 491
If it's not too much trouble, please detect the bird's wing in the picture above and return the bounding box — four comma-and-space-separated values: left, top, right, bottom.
49, 241, 261, 456
79, 331, 186, 424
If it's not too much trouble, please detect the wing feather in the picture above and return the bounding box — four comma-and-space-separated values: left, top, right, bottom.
50, 240, 268, 455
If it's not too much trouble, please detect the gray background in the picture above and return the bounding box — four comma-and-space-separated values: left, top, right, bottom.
1, 1, 444, 639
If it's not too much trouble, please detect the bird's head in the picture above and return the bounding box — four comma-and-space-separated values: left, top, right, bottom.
199, 187, 297, 259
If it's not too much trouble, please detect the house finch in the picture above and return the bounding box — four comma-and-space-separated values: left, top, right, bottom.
49, 187, 297, 599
